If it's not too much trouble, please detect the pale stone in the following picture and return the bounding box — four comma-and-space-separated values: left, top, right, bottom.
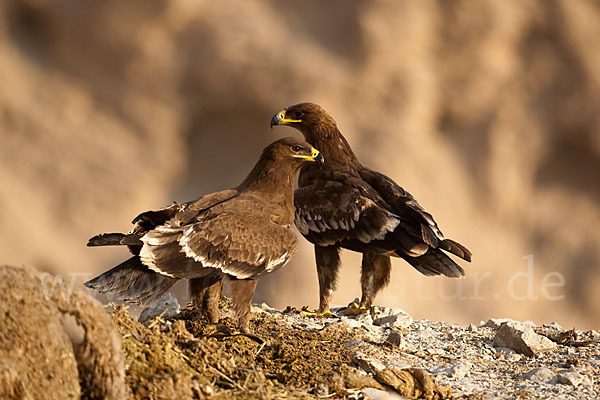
484, 318, 535, 329
519, 368, 557, 384
371, 307, 413, 329
493, 321, 557, 356
557, 370, 592, 387
431, 362, 470, 379
352, 352, 385, 374
139, 293, 180, 323
357, 387, 407, 400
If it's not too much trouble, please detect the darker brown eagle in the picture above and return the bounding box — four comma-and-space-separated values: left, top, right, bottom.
85, 137, 324, 332
271, 103, 471, 316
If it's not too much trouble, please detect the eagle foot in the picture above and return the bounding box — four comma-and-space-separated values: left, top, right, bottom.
299, 306, 334, 318
202, 323, 230, 336
340, 302, 369, 316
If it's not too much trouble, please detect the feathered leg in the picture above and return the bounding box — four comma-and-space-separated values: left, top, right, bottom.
359, 253, 391, 308
316, 245, 341, 315
228, 278, 258, 333
188, 274, 223, 323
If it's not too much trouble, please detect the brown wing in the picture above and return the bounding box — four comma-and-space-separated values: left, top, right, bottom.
139, 198, 298, 280
131, 189, 239, 233
295, 165, 470, 266
358, 167, 472, 262
88, 189, 239, 254
294, 172, 401, 250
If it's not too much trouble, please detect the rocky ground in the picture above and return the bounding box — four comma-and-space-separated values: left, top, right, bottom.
117, 294, 599, 399
1, 264, 598, 399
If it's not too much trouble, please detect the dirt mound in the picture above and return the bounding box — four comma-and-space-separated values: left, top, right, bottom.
110, 299, 600, 399
0, 265, 126, 399
110, 298, 456, 399
111, 303, 365, 399
2, 266, 597, 399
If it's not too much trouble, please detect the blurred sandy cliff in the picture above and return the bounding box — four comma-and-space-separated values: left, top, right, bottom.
1, 0, 599, 329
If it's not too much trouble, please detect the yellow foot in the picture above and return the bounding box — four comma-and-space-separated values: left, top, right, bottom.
299, 306, 334, 318
341, 302, 369, 316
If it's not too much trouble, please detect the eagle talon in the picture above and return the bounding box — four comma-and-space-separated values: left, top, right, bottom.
299, 308, 334, 318
341, 303, 369, 316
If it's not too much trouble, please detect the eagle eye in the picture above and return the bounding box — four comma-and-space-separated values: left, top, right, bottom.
292, 145, 303, 152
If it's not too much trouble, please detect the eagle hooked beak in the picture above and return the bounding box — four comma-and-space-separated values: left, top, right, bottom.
270, 109, 301, 129
293, 148, 324, 166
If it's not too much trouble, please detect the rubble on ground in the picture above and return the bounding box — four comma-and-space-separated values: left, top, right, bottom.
114, 299, 599, 399
1, 265, 598, 399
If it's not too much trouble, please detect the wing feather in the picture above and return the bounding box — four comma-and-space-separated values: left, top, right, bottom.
295, 166, 470, 264
138, 202, 298, 280
358, 167, 471, 262
294, 179, 400, 248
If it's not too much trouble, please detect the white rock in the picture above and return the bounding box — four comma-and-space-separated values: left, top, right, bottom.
455, 381, 478, 395
484, 318, 514, 328
484, 318, 535, 329
339, 318, 384, 343
426, 348, 444, 355
495, 347, 521, 362
139, 293, 180, 323
352, 351, 385, 374
371, 307, 412, 329
493, 321, 557, 356
431, 362, 470, 379
543, 322, 563, 330
519, 368, 557, 384
256, 302, 277, 312
358, 387, 407, 400
343, 312, 375, 326
453, 363, 470, 379
557, 370, 592, 387
341, 317, 369, 329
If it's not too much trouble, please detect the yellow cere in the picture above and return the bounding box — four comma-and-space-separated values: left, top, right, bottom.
293, 148, 321, 162
281, 110, 301, 124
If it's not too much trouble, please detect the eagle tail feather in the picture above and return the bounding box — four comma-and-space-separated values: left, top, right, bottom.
87, 233, 126, 247
439, 239, 472, 262
399, 250, 465, 278
85, 256, 178, 304
87, 232, 142, 247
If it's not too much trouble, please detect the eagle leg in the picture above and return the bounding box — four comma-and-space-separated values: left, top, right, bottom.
188, 274, 223, 324
314, 245, 341, 315
359, 253, 392, 309
228, 278, 258, 334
